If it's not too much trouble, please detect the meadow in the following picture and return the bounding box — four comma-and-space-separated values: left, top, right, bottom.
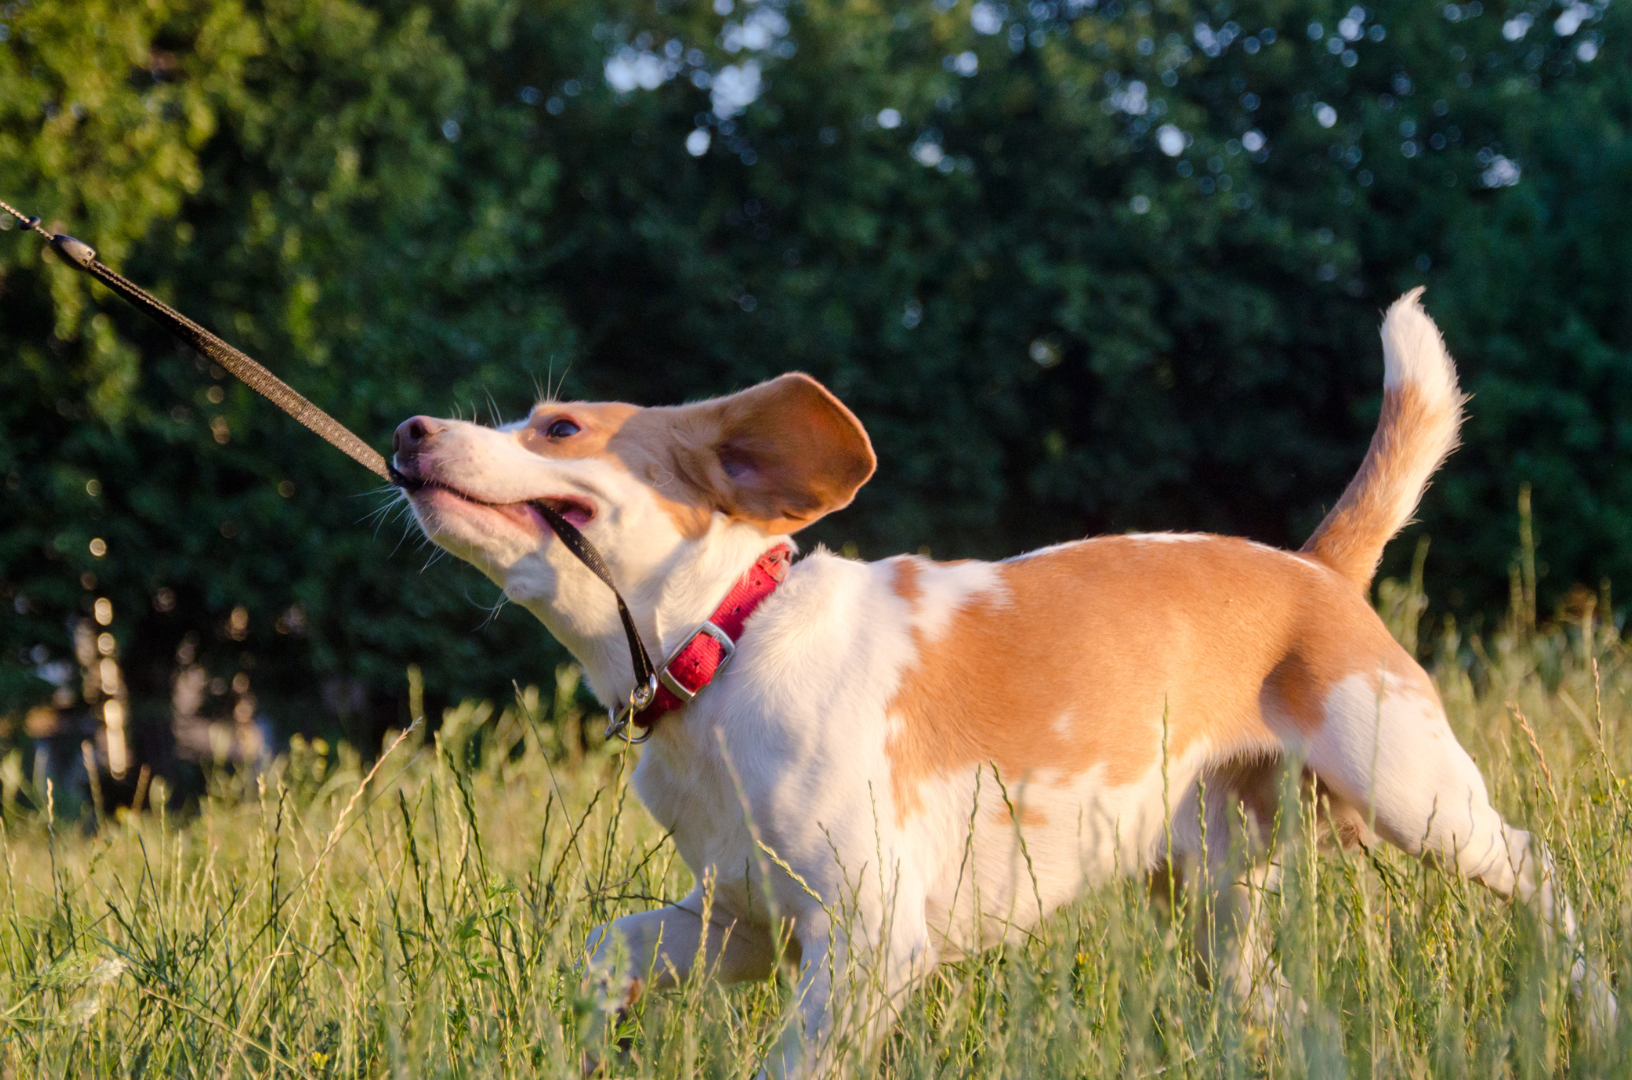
0, 568, 1629, 1078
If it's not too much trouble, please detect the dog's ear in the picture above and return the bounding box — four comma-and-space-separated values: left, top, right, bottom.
674, 373, 876, 533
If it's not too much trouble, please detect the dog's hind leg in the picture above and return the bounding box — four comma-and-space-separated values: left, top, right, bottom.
1175, 759, 1302, 1027
1305, 670, 1616, 1027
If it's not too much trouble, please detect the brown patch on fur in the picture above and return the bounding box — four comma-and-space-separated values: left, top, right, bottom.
885, 537, 1424, 822
993, 803, 1049, 828
642, 374, 875, 533
515, 375, 876, 538
514, 401, 713, 539
892, 558, 923, 604
517, 401, 641, 460
1302, 382, 1461, 590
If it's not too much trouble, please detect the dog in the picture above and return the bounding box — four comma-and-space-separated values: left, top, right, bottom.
393, 289, 1602, 1075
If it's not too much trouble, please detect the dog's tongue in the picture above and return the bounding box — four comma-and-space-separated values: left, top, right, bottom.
534, 497, 594, 530
557, 504, 592, 528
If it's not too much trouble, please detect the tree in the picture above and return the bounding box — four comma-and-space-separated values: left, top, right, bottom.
2, 0, 1627, 764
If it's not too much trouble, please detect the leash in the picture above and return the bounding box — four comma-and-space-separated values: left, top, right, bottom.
529, 501, 660, 735
0, 199, 390, 482
1, 199, 692, 744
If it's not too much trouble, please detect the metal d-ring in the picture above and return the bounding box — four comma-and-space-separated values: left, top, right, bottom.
603, 707, 653, 746
604, 673, 659, 745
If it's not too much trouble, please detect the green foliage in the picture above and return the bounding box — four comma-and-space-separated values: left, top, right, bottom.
0, 617, 1628, 1074
1, 0, 575, 731
2, 0, 1630, 737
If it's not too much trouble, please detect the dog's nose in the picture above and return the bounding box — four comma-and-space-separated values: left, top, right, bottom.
394, 415, 444, 460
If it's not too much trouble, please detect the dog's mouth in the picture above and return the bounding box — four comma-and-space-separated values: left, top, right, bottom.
394, 467, 596, 529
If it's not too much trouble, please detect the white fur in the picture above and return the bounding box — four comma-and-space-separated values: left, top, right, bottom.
1375, 289, 1466, 536
1129, 531, 1210, 543
1381, 287, 1459, 401
399, 323, 1609, 1075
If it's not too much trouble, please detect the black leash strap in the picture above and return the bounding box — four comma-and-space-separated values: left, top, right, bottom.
530, 500, 659, 714
0, 199, 389, 481
5, 198, 663, 737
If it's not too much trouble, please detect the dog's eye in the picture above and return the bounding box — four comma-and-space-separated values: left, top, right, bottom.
545, 417, 581, 439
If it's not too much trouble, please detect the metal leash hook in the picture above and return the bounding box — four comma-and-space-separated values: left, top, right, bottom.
2, 204, 101, 272
604, 674, 659, 745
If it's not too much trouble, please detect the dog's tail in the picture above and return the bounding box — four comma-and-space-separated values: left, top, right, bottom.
1301, 289, 1466, 591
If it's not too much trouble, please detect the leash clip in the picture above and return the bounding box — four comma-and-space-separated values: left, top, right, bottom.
604, 673, 659, 745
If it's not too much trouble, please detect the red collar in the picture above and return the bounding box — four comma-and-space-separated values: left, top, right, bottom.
632, 544, 793, 730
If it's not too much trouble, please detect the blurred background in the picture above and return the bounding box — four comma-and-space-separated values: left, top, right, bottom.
1, 0, 1628, 805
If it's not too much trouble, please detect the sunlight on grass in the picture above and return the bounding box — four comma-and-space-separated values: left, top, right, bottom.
0, 588, 1629, 1077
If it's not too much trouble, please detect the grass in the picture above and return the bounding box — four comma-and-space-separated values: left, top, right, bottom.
0, 585, 1630, 1078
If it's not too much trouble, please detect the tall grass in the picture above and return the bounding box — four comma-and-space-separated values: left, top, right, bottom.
0, 592, 1629, 1077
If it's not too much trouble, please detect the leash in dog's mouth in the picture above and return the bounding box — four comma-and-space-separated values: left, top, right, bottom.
392, 468, 597, 527
393, 465, 796, 748
387, 465, 657, 736
7, 197, 663, 745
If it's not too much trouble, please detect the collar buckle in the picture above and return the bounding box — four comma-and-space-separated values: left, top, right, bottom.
658, 621, 736, 703
601, 544, 791, 748
604, 620, 737, 743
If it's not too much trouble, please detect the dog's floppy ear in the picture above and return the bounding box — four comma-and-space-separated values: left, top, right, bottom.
673, 373, 876, 533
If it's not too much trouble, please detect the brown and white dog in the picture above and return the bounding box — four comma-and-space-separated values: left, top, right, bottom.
394, 290, 1600, 1074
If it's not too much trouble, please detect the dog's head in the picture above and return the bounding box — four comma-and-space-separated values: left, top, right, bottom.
393, 374, 874, 683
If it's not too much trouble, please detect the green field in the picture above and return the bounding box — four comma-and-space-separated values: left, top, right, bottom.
1, 585, 1629, 1078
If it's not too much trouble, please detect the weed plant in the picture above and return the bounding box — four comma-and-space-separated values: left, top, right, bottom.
0, 582, 1629, 1077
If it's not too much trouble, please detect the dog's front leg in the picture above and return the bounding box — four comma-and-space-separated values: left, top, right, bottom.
759, 909, 931, 1079
581, 895, 778, 1065
586, 898, 778, 995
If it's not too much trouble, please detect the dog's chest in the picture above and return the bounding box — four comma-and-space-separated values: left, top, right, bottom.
631, 735, 751, 873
